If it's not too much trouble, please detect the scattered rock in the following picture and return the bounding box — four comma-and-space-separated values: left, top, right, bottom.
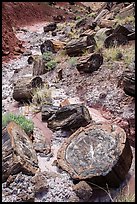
72, 181, 93, 201
31, 172, 49, 194
43, 22, 57, 33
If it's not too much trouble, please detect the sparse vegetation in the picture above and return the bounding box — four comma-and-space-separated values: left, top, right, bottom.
2, 112, 34, 135
42, 51, 57, 71
68, 57, 77, 67
115, 15, 135, 26
103, 44, 135, 67
32, 83, 52, 109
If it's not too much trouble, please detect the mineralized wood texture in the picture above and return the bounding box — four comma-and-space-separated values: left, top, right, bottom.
65, 36, 96, 57
46, 104, 91, 130
41, 105, 59, 121
76, 53, 103, 73
2, 122, 39, 183
57, 123, 133, 187
33, 56, 46, 76
13, 76, 43, 102
104, 33, 128, 48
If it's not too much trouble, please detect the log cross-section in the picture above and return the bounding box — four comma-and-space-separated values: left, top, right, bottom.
2, 122, 39, 183
57, 123, 133, 187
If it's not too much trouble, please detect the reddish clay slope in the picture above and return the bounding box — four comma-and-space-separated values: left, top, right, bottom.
2, 2, 84, 62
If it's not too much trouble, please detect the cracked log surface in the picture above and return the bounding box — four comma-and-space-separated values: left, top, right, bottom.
13, 76, 43, 102
65, 36, 96, 57
46, 104, 91, 131
57, 123, 133, 187
2, 122, 39, 183
76, 53, 103, 73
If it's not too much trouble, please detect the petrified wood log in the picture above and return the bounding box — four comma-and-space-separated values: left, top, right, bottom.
57, 123, 133, 187
65, 36, 96, 57
33, 56, 46, 76
40, 40, 56, 54
2, 122, 39, 183
13, 76, 43, 102
41, 105, 59, 121
43, 22, 57, 33
46, 104, 91, 131
123, 70, 135, 97
104, 33, 128, 48
113, 24, 134, 37
76, 53, 103, 73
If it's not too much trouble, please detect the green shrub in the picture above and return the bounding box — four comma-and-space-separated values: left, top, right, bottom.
45, 60, 57, 70
68, 57, 77, 67
42, 51, 53, 62
2, 113, 34, 135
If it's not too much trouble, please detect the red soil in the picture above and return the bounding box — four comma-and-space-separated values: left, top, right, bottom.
2, 2, 85, 62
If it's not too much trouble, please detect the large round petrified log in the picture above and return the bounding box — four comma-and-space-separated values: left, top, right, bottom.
46, 104, 91, 131
57, 123, 133, 187
2, 122, 39, 183
76, 53, 103, 73
104, 33, 128, 48
13, 76, 43, 102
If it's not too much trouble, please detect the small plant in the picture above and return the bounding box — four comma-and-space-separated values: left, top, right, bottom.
42, 51, 53, 62
76, 15, 81, 20
2, 113, 34, 135
46, 59, 57, 70
42, 51, 57, 71
103, 44, 135, 67
32, 83, 52, 109
68, 57, 77, 67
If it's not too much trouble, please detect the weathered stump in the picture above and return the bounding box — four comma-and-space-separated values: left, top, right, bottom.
45, 104, 91, 131
33, 56, 46, 76
57, 123, 133, 187
104, 33, 128, 48
64, 36, 96, 57
13, 76, 43, 102
2, 122, 39, 183
43, 22, 57, 33
76, 53, 103, 73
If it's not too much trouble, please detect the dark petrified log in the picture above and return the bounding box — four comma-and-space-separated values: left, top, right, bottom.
123, 69, 135, 97
76, 53, 103, 73
2, 122, 39, 183
46, 104, 91, 131
33, 56, 46, 76
113, 24, 134, 37
13, 76, 43, 102
40, 40, 56, 54
57, 123, 133, 187
104, 33, 128, 48
28, 56, 34, 64
64, 36, 96, 57
41, 105, 59, 121
43, 22, 57, 33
